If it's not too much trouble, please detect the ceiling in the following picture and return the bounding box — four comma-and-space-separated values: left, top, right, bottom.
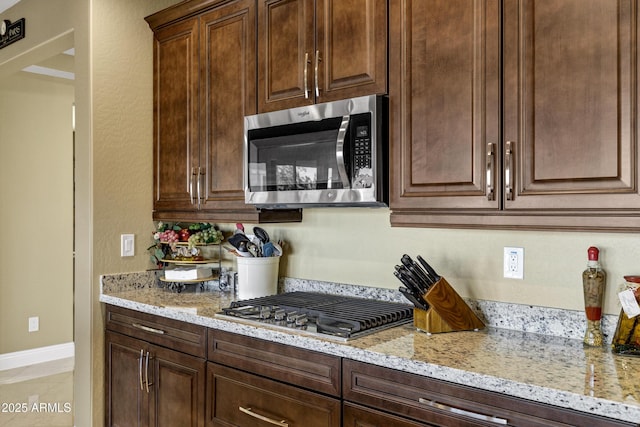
0, 0, 74, 80
0, 0, 19, 14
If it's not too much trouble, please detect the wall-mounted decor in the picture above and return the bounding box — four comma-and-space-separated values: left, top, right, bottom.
0, 18, 25, 50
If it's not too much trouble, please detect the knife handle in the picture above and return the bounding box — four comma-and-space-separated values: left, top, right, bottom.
417, 255, 441, 282
398, 286, 428, 310
401, 254, 434, 287
396, 265, 427, 294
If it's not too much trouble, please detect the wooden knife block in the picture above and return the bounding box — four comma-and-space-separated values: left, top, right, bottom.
413, 277, 485, 334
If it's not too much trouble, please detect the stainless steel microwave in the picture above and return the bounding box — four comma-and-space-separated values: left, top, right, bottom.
244, 95, 388, 208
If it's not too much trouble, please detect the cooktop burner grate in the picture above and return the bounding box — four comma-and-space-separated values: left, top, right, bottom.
217, 291, 413, 341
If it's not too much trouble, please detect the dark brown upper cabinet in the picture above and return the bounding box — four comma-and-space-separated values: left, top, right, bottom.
389, 0, 640, 231
257, 0, 388, 113
147, 0, 301, 223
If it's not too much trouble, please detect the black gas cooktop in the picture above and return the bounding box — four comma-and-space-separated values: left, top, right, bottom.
216, 291, 413, 342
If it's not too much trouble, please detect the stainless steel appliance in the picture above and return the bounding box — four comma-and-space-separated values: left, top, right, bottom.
217, 291, 412, 342
244, 95, 388, 208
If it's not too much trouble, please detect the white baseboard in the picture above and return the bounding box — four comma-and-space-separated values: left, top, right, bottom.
0, 342, 75, 371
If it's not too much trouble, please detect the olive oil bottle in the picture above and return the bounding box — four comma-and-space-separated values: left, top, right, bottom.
583, 247, 606, 347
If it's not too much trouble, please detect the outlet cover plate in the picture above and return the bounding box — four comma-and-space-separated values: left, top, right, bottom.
28, 316, 39, 332
504, 247, 524, 279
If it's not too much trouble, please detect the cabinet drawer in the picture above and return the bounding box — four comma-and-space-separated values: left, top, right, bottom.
105, 305, 206, 358
208, 329, 340, 396
343, 360, 635, 427
344, 402, 430, 427
206, 362, 340, 427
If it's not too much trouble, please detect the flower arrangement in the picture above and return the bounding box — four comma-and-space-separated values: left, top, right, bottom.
148, 222, 224, 268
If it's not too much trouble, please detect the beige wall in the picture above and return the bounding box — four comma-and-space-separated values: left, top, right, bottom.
0, 72, 74, 354
89, 0, 181, 424
274, 209, 640, 314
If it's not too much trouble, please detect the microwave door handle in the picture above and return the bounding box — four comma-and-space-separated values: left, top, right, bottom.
336, 115, 351, 189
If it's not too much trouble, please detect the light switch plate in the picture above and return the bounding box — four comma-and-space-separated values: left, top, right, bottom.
504, 247, 524, 279
121, 234, 135, 257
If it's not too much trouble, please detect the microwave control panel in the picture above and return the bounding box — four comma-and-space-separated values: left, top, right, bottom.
351, 116, 374, 189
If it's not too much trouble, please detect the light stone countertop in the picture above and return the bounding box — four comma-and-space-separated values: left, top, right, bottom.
99, 273, 640, 424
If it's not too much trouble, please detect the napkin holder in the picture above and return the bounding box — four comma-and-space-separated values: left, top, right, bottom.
413, 277, 485, 334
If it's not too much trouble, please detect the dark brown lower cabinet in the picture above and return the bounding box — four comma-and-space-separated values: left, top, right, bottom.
104, 305, 635, 427
206, 362, 341, 426
343, 359, 637, 427
105, 331, 206, 427
105, 305, 207, 427
206, 328, 342, 426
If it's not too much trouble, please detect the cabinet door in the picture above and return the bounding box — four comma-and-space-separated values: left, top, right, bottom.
258, 0, 316, 112
389, 0, 501, 215
105, 331, 148, 427
152, 17, 200, 215
206, 362, 341, 427
148, 345, 206, 427
503, 0, 640, 212
199, 0, 257, 214
504, 0, 640, 211
315, 0, 388, 103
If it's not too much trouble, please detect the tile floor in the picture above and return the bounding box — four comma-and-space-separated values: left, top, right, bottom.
0, 358, 74, 426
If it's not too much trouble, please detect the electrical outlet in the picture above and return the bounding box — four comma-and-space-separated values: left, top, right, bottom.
504, 247, 524, 279
121, 234, 135, 257
28, 316, 39, 332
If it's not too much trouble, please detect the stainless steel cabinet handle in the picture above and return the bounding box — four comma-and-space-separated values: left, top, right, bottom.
505, 140, 514, 201
418, 398, 508, 425
314, 50, 321, 97
190, 167, 197, 204
335, 115, 351, 188
303, 52, 310, 99
144, 351, 152, 393
197, 167, 205, 208
239, 406, 288, 426
138, 349, 144, 391
486, 142, 495, 201
132, 323, 166, 335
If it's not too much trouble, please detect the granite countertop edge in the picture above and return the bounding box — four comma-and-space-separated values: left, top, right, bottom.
98, 288, 640, 424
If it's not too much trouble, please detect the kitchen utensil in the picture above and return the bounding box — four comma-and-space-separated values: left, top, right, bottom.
247, 241, 261, 258
262, 241, 276, 257
395, 264, 427, 294
401, 254, 434, 288
398, 285, 428, 310
253, 226, 270, 243
228, 233, 250, 249
417, 255, 441, 282
234, 239, 254, 257
223, 245, 242, 257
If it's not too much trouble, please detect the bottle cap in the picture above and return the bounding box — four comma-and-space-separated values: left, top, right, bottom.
587, 246, 599, 261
